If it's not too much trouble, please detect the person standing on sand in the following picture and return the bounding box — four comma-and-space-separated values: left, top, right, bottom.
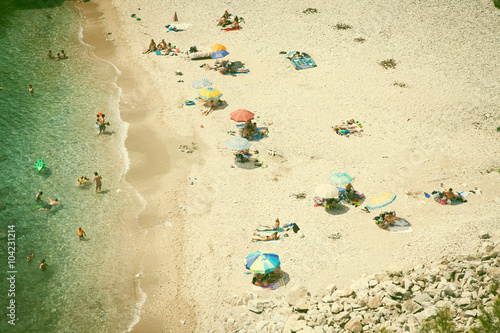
77, 227, 86, 240
93, 172, 102, 193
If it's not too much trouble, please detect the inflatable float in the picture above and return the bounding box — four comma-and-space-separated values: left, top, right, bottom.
34, 159, 46, 173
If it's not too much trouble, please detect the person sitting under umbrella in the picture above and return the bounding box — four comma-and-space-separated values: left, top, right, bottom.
374, 211, 397, 229
252, 274, 268, 287
242, 120, 258, 139
201, 99, 219, 116
251, 231, 280, 242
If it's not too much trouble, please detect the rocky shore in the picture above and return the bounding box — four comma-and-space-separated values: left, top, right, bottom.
220, 233, 499, 332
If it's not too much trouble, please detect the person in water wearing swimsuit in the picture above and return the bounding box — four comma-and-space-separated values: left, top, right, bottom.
77, 227, 86, 240
39, 198, 62, 211
39, 258, 48, 271
28, 84, 34, 95
35, 191, 43, 203
93, 172, 102, 193
251, 231, 280, 242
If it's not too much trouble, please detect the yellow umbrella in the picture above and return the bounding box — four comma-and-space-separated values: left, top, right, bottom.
198, 87, 222, 100
366, 192, 396, 210
211, 44, 226, 52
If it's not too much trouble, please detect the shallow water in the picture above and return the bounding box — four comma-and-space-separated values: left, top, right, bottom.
0, 3, 141, 332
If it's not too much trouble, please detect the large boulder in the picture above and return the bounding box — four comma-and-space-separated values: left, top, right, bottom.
285, 285, 309, 306
344, 317, 363, 333
248, 299, 270, 313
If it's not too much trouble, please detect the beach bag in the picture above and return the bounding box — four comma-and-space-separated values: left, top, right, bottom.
292, 224, 300, 233
189, 46, 198, 53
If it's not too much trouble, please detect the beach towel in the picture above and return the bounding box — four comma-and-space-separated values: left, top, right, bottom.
251, 278, 285, 290
387, 218, 412, 233
287, 52, 317, 70
434, 191, 469, 205
165, 23, 192, 32
222, 68, 250, 75
254, 238, 281, 243
257, 226, 283, 232
225, 26, 242, 31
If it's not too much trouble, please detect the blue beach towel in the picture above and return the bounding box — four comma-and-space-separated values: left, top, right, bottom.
287, 52, 317, 70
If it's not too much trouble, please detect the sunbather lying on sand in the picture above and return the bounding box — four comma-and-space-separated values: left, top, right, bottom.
259, 218, 280, 231
224, 16, 240, 30
142, 39, 156, 54
252, 231, 280, 242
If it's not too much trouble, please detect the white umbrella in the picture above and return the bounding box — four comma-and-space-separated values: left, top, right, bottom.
315, 184, 339, 199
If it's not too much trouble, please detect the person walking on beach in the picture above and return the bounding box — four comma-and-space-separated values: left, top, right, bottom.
28, 84, 34, 95
35, 191, 43, 203
93, 172, 102, 193
77, 227, 86, 240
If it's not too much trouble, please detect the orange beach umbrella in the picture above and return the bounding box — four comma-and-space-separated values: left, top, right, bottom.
211, 44, 226, 52
230, 109, 254, 122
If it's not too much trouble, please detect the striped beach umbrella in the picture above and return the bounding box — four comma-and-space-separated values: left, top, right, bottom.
244, 251, 263, 270
249, 253, 280, 274
211, 43, 226, 51
366, 192, 396, 210
224, 137, 251, 150
191, 78, 212, 89
198, 87, 222, 100
211, 50, 229, 59
328, 172, 353, 185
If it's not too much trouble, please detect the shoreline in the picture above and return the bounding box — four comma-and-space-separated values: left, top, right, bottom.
72, 0, 499, 331
74, 1, 198, 331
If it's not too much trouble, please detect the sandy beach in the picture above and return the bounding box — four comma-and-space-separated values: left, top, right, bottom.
75, 0, 499, 331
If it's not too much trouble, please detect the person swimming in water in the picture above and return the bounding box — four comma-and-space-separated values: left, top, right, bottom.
38, 198, 62, 211
35, 191, 43, 203
39, 258, 48, 271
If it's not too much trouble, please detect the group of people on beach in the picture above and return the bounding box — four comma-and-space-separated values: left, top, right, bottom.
46, 50, 67, 60
143, 39, 175, 54
216, 10, 242, 30
241, 119, 268, 141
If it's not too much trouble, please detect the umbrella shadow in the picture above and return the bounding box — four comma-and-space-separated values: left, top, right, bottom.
281, 271, 291, 286
229, 61, 245, 70
216, 100, 228, 111
324, 203, 350, 215
234, 160, 260, 170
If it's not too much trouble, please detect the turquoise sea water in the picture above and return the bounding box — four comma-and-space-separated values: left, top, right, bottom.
0, 3, 141, 332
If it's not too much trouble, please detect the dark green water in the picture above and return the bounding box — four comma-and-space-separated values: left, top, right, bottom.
0, 3, 142, 332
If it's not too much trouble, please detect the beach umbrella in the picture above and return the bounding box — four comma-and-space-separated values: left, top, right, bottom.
315, 184, 339, 199
198, 87, 222, 100
191, 78, 212, 89
366, 192, 396, 210
211, 50, 229, 59
230, 109, 254, 122
224, 137, 251, 150
245, 251, 263, 270
211, 43, 226, 51
249, 253, 280, 274
329, 172, 353, 185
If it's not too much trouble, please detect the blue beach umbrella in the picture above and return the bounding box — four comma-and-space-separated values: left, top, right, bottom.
211, 50, 229, 59
366, 192, 396, 210
329, 172, 353, 185
249, 253, 280, 274
224, 137, 251, 150
245, 251, 263, 270
191, 78, 213, 89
